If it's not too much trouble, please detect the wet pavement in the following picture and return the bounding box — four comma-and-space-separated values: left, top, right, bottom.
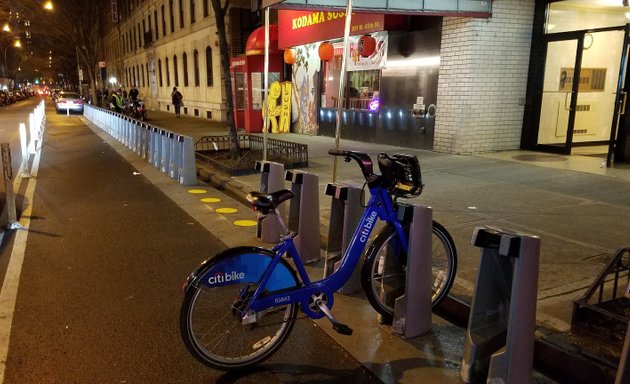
80, 105, 630, 383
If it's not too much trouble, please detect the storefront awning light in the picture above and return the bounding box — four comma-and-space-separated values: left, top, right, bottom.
387, 56, 440, 68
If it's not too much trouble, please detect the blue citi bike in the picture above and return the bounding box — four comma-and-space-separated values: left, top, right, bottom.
180, 149, 457, 370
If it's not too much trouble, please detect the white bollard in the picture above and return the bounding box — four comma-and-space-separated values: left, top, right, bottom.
18, 123, 30, 178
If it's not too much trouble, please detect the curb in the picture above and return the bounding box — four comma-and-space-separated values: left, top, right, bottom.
195, 160, 620, 384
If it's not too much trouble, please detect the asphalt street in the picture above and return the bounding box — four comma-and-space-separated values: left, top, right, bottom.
0, 101, 383, 383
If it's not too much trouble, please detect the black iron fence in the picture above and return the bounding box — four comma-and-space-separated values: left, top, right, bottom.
195, 134, 308, 176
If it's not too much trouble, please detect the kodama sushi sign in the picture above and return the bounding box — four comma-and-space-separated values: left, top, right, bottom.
278, 10, 387, 49
292, 11, 348, 30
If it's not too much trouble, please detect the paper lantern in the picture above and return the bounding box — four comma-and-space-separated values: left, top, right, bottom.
358, 34, 376, 58
318, 41, 334, 62
284, 49, 296, 65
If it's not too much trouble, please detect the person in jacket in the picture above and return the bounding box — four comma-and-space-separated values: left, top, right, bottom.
171, 87, 183, 118
110, 89, 123, 113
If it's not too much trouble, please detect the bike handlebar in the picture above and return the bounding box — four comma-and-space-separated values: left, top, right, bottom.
328, 149, 374, 179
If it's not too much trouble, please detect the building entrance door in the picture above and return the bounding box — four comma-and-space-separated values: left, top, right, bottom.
536, 26, 628, 163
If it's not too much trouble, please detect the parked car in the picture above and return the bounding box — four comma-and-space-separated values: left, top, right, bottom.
55, 92, 84, 114
0, 91, 7, 106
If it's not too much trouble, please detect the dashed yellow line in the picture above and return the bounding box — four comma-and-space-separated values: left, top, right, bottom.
233, 220, 257, 227
216, 207, 238, 214
201, 197, 221, 203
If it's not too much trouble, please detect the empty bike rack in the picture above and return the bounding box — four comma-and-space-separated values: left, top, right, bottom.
255, 160, 286, 243
391, 203, 433, 338
324, 183, 364, 294
461, 226, 541, 384
285, 170, 320, 264
83, 105, 197, 186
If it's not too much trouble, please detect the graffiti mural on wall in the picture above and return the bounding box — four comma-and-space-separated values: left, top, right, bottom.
291, 43, 320, 135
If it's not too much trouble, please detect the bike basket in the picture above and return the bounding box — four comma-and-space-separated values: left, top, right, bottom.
377, 153, 423, 198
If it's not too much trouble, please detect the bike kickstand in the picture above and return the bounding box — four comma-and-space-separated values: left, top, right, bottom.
315, 299, 353, 336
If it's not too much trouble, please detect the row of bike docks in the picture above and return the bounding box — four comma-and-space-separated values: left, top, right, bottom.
83, 105, 197, 186
0, 100, 46, 229
79, 105, 630, 383
255, 159, 542, 384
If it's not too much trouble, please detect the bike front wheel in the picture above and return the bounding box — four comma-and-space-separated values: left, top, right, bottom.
180, 248, 299, 370
361, 221, 457, 320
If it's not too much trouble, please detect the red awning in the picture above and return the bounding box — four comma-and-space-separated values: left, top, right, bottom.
245, 25, 280, 56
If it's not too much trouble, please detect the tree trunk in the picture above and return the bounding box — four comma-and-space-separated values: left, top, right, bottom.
211, 0, 240, 159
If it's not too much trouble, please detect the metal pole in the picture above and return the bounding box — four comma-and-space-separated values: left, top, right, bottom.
262, 7, 270, 162
332, 0, 353, 183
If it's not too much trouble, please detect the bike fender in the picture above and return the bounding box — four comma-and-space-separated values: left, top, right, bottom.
182, 246, 298, 293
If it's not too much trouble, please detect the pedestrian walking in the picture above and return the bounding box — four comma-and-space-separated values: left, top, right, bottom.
171, 87, 183, 118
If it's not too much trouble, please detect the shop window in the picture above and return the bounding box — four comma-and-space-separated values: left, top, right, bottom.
158, 59, 163, 86
322, 54, 381, 110
206, 46, 213, 86
193, 49, 200, 86
183, 52, 189, 86
179, 0, 184, 28
235, 73, 245, 109
173, 55, 179, 86
166, 57, 170, 86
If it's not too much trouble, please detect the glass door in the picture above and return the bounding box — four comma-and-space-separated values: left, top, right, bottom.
536, 36, 580, 153
536, 27, 628, 157
610, 25, 630, 165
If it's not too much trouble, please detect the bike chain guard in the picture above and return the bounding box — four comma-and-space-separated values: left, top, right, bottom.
300, 287, 335, 319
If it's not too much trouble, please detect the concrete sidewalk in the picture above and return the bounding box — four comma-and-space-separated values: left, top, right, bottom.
126, 109, 630, 382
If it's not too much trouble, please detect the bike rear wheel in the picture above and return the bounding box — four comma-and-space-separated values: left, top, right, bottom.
361, 221, 457, 320
180, 250, 298, 370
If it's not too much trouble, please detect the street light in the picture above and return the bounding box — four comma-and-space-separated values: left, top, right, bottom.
43, 1, 54, 11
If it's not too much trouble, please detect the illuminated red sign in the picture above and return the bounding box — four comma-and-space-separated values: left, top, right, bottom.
277, 10, 386, 49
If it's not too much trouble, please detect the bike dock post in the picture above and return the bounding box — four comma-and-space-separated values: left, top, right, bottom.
152, 127, 162, 168
160, 130, 172, 175
285, 170, 320, 264
324, 184, 364, 293
255, 161, 285, 243
169, 134, 182, 180
178, 135, 196, 186
392, 204, 433, 338
461, 226, 541, 384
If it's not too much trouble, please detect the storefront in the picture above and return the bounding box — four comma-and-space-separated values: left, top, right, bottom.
277, 10, 443, 149
523, 0, 630, 164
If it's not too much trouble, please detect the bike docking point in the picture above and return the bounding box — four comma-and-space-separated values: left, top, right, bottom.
324, 183, 364, 294
160, 130, 172, 175
255, 161, 286, 243
461, 226, 540, 384
285, 170, 320, 264
391, 204, 433, 338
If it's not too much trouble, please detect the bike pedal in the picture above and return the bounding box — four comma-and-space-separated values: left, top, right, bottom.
332, 323, 353, 336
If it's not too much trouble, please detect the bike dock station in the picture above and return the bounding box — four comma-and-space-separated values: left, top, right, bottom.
285, 170, 320, 264
83, 105, 196, 185
461, 227, 540, 384
391, 203, 433, 339
323, 183, 364, 293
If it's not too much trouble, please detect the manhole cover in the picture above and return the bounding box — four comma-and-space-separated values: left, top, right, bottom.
512, 154, 567, 162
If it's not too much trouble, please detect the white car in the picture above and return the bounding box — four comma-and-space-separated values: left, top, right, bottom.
55, 92, 84, 114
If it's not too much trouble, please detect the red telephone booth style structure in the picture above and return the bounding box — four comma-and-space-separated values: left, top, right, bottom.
230, 25, 284, 133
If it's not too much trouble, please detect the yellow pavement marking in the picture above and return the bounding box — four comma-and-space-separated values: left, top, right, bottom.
233, 220, 257, 227
201, 197, 222, 203
187, 189, 207, 194
216, 208, 238, 214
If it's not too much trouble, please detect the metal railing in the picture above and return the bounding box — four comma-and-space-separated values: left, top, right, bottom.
572, 247, 630, 342
195, 134, 308, 176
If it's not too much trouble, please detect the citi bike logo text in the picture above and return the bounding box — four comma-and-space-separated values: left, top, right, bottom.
359, 212, 378, 243
208, 271, 245, 285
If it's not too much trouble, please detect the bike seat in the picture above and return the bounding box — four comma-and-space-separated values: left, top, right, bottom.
246, 189, 294, 214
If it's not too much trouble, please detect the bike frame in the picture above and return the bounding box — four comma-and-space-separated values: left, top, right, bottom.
247, 184, 408, 316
